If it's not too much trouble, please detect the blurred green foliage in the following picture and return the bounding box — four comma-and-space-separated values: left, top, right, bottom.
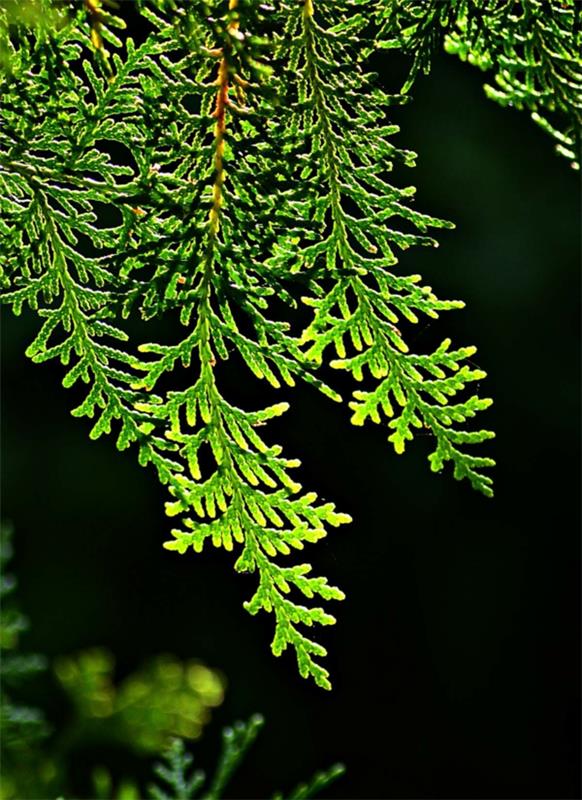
0, 524, 49, 792
0, 0, 64, 72
55, 648, 224, 752
1, 528, 343, 799
0, 526, 224, 799
81, 717, 344, 800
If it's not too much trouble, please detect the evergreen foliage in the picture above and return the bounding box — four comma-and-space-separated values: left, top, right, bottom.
0, 525, 48, 750
148, 715, 344, 800
377, 0, 582, 168
2, 0, 576, 687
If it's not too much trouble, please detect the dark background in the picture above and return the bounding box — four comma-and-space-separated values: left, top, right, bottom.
2, 39, 580, 800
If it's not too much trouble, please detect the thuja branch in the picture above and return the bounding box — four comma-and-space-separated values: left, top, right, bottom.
275, 0, 495, 494
128, 0, 349, 689
375, 0, 582, 168
0, 0, 504, 688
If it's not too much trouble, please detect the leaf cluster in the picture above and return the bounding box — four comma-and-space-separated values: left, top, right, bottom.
10, 0, 573, 688
376, 0, 582, 168
148, 715, 344, 800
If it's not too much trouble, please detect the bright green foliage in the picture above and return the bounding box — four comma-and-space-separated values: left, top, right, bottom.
275, 0, 495, 496
148, 715, 345, 800
0, 0, 508, 688
447, 1, 582, 169
377, 0, 582, 168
